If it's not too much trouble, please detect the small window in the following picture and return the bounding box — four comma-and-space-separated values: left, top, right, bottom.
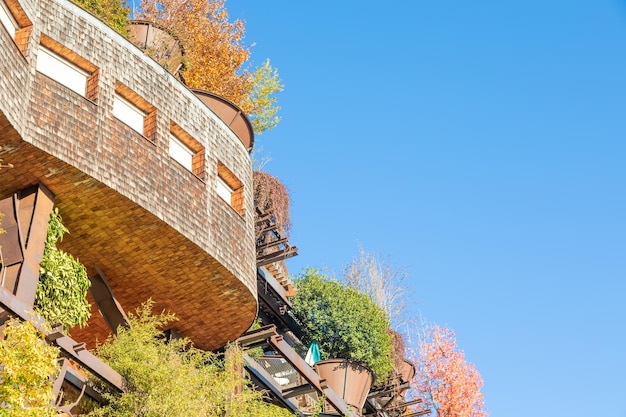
114, 83, 157, 139
37, 35, 98, 99
114, 95, 146, 134
217, 161, 244, 215
0, 1, 17, 37
216, 176, 234, 203
37, 46, 89, 96
170, 121, 205, 178
169, 134, 194, 171
0, 0, 31, 54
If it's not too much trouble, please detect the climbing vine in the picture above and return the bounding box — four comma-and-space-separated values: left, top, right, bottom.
35, 208, 91, 330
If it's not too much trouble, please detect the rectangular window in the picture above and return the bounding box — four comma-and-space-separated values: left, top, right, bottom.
114, 83, 157, 139
0, 0, 32, 54
217, 161, 244, 215
169, 134, 194, 171
113, 94, 146, 134
216, 176, 234, 203
170, 121, 205, 178
36, 46, 90, 97
0, 1, 16, 38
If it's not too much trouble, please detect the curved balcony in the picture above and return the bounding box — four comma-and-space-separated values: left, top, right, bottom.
0, 0, 257, 350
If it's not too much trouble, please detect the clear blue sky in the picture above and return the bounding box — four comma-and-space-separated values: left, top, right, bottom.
228, 1, 626, 416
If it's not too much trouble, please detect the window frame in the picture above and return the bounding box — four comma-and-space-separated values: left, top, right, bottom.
216, 175, 234, 203
217, 161, 244, 215
114, 83, 157, 140
169, 121, 205, 179
113, 94, 147, 135
37, 35, 99, 100
168, 134, 194, 172
0, 0, 31, 54
36, 46, 90, 97
0, 0, 17, 38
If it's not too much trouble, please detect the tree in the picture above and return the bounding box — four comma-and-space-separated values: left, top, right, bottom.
246, 59, 283, 134
343, 245, 408, 329
291, 268, 395, 382
0, 319, 59, 417
136, 0, 283, 134
70, 0, 130, 36
87, 300, 294, 417
411, 324, 487, 417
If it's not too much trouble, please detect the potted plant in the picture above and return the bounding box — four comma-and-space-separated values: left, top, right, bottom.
290, 268, 394, 411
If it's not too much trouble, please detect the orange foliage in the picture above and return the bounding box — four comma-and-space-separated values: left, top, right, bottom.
412, 325, 487, 417
137, 0, 252, 108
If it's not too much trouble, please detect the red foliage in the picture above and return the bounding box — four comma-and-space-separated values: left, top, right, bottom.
253, 171, 291, 237
411, 325, 487, 417
389, 329, 407, 374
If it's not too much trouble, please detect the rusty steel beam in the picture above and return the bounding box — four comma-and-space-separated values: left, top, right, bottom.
268, 334, 353, 417
257, 246, 299, 267
282, 382, 316, 399
14, 184, 55, 305
236, 323, 279, 347
0, 285, 125, 392
89, 265, 129, 334
385, 398, 423, 411
237, 325, 353, 416
368, 381, 411, 398
0, 184, 55, 306
256, 237, 288, 252
403, 409, 431, 417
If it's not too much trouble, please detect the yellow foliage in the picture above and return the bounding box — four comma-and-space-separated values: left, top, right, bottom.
138, 0, 251, 105
137, 0, 283, 134
0, 319, 59, 417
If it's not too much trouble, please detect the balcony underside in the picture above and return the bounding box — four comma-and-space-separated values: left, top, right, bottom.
0, 112, 256, 351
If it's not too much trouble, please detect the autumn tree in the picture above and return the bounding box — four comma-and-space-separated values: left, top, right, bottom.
411, 324, 487, 417
0, 319, 59, 417
136, 0, 283, 134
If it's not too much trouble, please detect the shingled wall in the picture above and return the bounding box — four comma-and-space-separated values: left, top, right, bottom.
0, 0, 257, 350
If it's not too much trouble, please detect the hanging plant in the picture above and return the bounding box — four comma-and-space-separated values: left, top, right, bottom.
253, 170, 291, 237
35, 208, 91, 330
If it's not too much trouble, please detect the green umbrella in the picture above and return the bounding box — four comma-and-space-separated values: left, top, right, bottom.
305, 341, 321, 365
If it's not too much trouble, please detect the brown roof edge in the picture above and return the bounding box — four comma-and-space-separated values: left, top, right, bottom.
191, 89, 255, 153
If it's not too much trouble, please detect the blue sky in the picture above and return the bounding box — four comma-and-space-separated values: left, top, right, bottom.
227, 1, 626, 416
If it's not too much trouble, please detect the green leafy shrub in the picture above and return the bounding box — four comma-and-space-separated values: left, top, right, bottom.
0, 319, 59, 417
290, 268, 394, 382
88, 300, 294, 417
70, 0, 130, 37
35, 208, 91, 330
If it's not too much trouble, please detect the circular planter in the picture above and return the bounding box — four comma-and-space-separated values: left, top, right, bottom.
314, 358, 374, 412
399, 358, 415, 383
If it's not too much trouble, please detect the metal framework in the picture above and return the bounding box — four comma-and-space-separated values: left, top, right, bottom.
255, 207, 298, 267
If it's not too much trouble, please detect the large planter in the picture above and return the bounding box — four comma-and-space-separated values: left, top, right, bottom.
399, 358, 415, 383
314, 358, 374, 413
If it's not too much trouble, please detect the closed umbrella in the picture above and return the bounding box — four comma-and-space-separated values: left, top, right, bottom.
304, 341, 321, 366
